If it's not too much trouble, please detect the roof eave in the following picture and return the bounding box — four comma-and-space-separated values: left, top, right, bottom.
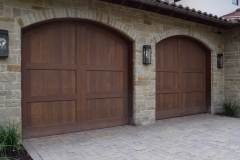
98, 0, 240, 30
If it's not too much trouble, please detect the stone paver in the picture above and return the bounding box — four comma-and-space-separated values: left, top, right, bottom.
23, 114, 240, 160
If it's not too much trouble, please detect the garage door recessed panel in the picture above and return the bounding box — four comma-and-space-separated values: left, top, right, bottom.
27, 70, 76, 97
86, 98, 124, 121
183, 72, 204, 89
156, 39, 178, 69
156, 93, 178, 111
25, 100, 76, 128
156, 72, 178, 90
86, 71, 124, 94
29, 27, 76, 64
183, 92, 204, 109
178, 40, 204, 69
86, 29, 124, 66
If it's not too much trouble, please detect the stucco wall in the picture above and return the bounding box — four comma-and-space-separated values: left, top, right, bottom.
0, 0, 224, 130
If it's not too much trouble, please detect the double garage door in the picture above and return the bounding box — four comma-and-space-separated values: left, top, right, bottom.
22, 21, 129, 138
22, 20, 207, 138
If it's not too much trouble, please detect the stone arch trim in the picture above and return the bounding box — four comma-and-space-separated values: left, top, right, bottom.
16, 8, 137, 41
153, 28, 215, 51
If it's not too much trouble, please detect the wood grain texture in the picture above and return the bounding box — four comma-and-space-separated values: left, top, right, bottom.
79, 24, 128, 131
156, 37, 207, 120
22, 20, 129, 138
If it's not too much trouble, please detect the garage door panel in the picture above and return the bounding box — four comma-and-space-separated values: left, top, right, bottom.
25, 100, 76, 128
29, 27, 76, 64
115, 43, 124, 66
188, 45, 204, 69
156, 39, 178, 69
86, 30, 98, 65
156, 93, 178, 111
183, 72, 204, 89
179, 40, 204, 69
86, 71, 124, 94
95, 46, 124, 66
35, 27, 76, 43
86, 98, 124, 120
27, 70, 76, 97
61, 42, 76, 65
97, 46, 110, 65
156, 72, 178, 91
180, 52, 204, 69
86, 29, 124, 66
30, 39, 53, 63
178, 41, 189, 69
183, 92, 204, 109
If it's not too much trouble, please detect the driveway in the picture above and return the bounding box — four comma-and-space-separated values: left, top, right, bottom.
23, 114, 240, 160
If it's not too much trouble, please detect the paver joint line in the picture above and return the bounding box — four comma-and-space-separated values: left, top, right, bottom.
23, 114, 240, 160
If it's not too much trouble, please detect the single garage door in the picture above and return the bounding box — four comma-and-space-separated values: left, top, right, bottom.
156, 37, 207, 120
22, 21, 129, 138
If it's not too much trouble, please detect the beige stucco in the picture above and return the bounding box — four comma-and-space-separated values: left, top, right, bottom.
0, 0, 226, 135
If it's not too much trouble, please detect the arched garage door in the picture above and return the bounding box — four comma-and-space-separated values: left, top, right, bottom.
22, 20, 129, 138
156, 37, 209, 120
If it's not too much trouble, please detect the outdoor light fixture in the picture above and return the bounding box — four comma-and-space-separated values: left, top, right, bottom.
143, 45, 151, 64
217, 54, 223, 68
0, 30, 8, 58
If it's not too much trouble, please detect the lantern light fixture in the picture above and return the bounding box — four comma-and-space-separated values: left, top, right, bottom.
143, 45, 151, 65
217, 54, 223, 68
0, 30, 8, 58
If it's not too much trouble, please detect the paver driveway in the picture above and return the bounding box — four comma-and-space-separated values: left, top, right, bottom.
23, 114, 240, 160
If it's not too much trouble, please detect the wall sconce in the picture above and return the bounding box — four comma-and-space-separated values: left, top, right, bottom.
143, 45, 151, 64
0, 30, 8, 58
217, 54, 223, 68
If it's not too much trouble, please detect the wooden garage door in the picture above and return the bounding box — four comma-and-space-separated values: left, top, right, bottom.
22, 21, 128, 138
156, 37, 206, 120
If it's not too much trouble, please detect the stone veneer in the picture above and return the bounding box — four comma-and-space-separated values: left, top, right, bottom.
0, 0, 225, 133
224, 26, 240, 100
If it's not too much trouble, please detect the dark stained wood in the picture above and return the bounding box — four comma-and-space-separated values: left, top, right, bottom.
26, 63, 76, 70
206, 50, 211, 113
22, 20, 131, 138
26, 95, 76, 103
156, 37, 209, 120
23, 123, 80, 138
22, 22, 80, 138
127, 42, 134, 125
85, 65, 124, 71
25, 100, 76, 128
78, 23, 129, 131
86, 93, 124, 99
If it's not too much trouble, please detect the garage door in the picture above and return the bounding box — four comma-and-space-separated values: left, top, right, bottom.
22, 21, 129, 138
156, 37, 206, 120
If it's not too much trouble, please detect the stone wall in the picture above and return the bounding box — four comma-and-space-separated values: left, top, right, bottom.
0, 0, 224, 129
224, 26, 240, 101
